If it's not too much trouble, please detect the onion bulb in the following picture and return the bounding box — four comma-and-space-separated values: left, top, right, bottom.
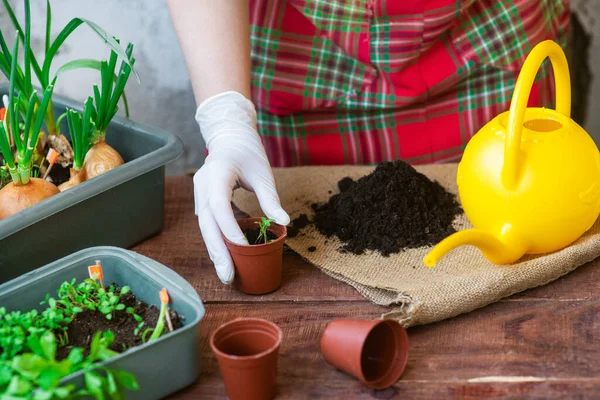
58, 168, 87, 192
0, 178, 60, 220
83, 140, 124, 179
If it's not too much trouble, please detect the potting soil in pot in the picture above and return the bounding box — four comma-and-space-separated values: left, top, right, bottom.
310, 161, 461, 256
244, 228, 278, 245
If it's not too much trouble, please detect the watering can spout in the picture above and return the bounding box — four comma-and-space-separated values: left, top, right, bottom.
423, 229, 526, 267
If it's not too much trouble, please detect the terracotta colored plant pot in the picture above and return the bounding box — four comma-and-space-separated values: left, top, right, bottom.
320, 319, 409, 389
210, 318, 282, 400
224, 218, 287, 295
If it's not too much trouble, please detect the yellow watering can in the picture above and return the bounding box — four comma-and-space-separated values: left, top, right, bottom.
424, 40, 600, 267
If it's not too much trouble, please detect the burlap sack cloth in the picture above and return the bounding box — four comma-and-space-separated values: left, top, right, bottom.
232, 164, 600, 327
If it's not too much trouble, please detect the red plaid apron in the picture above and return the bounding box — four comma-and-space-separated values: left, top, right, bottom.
249, 0, 569, 167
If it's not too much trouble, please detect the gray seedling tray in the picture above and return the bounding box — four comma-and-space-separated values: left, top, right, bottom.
0, 84, 184, 284
0, 246, 205, 399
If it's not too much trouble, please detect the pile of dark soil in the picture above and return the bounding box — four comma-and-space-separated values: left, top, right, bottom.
288, 214, 310, 238
309, 161, 461, 256
56, 286, 183, 360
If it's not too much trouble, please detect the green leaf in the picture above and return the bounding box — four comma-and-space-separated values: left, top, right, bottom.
26, 334, 43, 358
42, 17, 139, 85
115, 304, 125, 311
39, 331, 56, 360
6, 375, 32, 395
79, 19, 139, 81
98, 306, 111, 314
0, 364, 13, 385
120, 286, 130, 295
23, 0, 32, 94
37, 364, 69, 390
33, 390, 53, 400
54, 58, 101, 77
53, 386, 75, 399
88, 332, 101, 360
83, 371, 105, 397
2, 0, 43, 83
67, 348, 83, 365
45, 0, 51, 54
11, 353, 47, 380
111, 369, 139, 391
72, 307, 83, 314
101, 331, 114, 344
104, 370, 126, 399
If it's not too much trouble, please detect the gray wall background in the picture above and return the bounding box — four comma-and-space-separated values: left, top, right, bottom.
1, 1, 599, 175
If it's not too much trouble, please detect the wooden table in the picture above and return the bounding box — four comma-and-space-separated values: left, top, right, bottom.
132, 176, 600, 399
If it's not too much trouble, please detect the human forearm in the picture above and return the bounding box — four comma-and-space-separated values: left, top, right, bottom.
166, 0, 251, 105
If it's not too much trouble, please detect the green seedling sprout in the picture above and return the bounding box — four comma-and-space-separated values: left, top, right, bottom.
0, 35, 55, 186
0, 0, 138, 136
66, 98, 95, 172
255, 217, 276, 244
90, 42, 135, 144
148, 288, 173, 342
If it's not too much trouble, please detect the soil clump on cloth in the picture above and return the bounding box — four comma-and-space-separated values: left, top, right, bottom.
303, 161, 461, 256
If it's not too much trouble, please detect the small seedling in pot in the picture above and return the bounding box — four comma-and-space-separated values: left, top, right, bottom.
127, 307, 145, 337
145, 288, 173, 342
254, 217, 275, 244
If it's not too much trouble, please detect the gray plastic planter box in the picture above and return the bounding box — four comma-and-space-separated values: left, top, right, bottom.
0, 246, 205, 399
0, 84, 184, 284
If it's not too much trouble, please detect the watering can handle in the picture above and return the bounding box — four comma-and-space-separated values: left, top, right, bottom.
502, 40, 571, 189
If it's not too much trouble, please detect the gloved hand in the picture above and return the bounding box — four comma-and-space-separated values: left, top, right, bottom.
194, 91, 290, 284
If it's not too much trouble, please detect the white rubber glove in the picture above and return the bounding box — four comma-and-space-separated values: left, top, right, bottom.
194, 91, 290, 284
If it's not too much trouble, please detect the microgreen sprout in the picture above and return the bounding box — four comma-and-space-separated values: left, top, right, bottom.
255, 217, 276, 244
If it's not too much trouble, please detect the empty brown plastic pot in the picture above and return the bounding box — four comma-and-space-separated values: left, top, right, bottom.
210, 318, 282, 400
224, 217, 287, 295
320, 319, 409, 389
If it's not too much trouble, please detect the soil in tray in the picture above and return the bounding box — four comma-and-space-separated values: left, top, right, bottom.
47, 163, 71, 186
244, 228, 278, 245
309, 160, 462, 256
56, 287, 183, 360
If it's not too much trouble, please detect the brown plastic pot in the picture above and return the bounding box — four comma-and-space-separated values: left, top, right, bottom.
210, 318, 282, 400
224, 217, 287, 295
320, 319, 409, 389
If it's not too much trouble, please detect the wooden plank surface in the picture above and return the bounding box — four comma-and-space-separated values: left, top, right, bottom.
132, 176, 600, 399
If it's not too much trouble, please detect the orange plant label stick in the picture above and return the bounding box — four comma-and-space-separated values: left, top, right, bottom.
88, 265, 103, 280
0, 108, 5, 121
160, 288, 170, 304
46, 148, 59, 165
